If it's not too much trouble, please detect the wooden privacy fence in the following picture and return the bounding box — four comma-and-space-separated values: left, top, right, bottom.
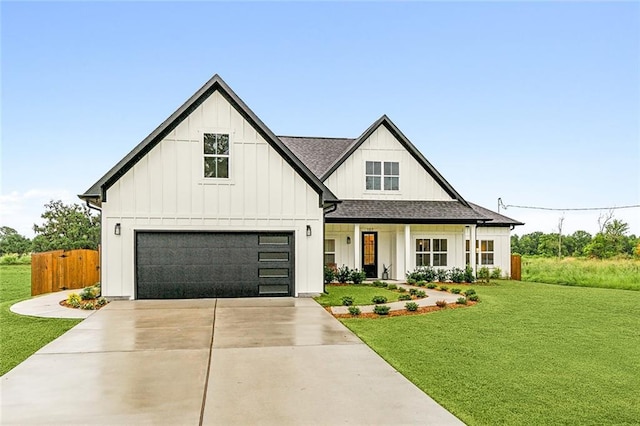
511, 254, 522, 281
31, 249, 100, 296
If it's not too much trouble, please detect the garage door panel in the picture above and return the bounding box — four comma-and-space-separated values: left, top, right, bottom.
136, 232, 294, 299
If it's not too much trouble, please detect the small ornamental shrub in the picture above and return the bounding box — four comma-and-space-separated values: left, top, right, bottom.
464, 288, 477, 296
387, 283, 397, 290
341, 296, 354, 306
397, 287, 407, 293
456, 297, 468, 305
477, 266, 490, 283
348, 306, 361, 316
464, 265, 475, 283
80, 287, 96, 300
439, 285, 449, 292
336, 265, 351, 283
468, 294, 479, 302
416, 280, 426, 287
405, 302, 419, 312
324, 266, 336, 284
435, 299, 447, 308
81, 301, 96, 310
372, 280, 383, 287
373, 305, 390, 315
426, 282, 437, 289
451, 288, 462, 294
407, 266, 436, 283
96, 297, 108, 307
491, 267, 503, 280
398, 294, 412, 301
450, 267, 466, 283
436, 269, 448, 282
409, 288, 418, 296
406, 277, 417, 285
350, 269, 367, 284
371, 295, 388, 304
67, 293, 81, 308
415, 290, 426, 298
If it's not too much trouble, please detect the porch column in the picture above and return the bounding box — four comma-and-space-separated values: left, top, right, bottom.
469, 224, 477, 275
353, 224, 360, 271
404, 224, 411, 279
395, 226, 405, 280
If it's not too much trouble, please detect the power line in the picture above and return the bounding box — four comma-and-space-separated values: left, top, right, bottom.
497, 198, 640, 213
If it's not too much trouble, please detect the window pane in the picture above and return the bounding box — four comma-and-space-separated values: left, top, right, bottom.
259, 285, 289, 294
391, 162, 399, 175
384, 161, 399, 176
217, 134, 229, 155
204, 158, 216, 177
259, 235, 289, 245
416, 239, 429, 252
217, 157, 229, 178
373, 161, 381, 175
384, 161, 392, 175
487, 240, 494, 251
465, 240, 470, 251
433, 239, 441, 252
324, 239, 335, 252
366, 161, 375, 175
259, 268, 289, 278
433, 254, 447, 267
384, 177, 399, 190
416, 254, 429, 267
324, 254, 336, 265
204, 134, 216, 154
440, 239, 447, 251
259, 252, 289, 261
366, 176, 380, 190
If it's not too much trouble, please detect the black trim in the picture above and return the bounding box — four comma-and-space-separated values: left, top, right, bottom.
361, 231, 378, 278
326, 217, 490, 225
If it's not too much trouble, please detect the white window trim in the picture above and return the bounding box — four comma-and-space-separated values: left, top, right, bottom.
414, 237, 448, 268
199, 129, 234, 185
364, 160, 400, 193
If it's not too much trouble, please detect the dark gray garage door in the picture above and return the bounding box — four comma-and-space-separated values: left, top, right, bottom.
136, 232, 294, 299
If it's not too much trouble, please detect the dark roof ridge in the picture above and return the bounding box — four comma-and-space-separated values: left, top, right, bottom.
277, 135, 354, 141
79, 74, 338, 206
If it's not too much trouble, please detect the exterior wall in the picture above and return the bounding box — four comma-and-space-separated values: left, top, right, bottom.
323, 125, 454, 201
101, 91, 324, 298
326, 224, 513, 281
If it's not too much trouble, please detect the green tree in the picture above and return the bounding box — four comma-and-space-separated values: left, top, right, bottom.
32, 200, 100, 252
566, 230, 592, 256
0, 227, 32, 255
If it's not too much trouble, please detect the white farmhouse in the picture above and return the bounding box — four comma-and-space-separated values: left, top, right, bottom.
80, 74, 522, 299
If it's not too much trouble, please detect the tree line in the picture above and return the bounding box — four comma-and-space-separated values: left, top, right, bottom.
511, 219, 639, 259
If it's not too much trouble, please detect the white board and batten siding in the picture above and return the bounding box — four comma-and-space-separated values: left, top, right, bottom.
324, 125, 454, 201
101, 91, 324, 298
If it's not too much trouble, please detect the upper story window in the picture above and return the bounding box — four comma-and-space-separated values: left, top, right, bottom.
365, 161, 399, 191
204, 133, 229, 178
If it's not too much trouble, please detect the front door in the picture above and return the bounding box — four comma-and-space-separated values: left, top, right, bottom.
362, 232, 377, 278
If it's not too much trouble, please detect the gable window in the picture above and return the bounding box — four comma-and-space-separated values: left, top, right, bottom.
366, 161, 399, 191
415, 238, 447, 267
204, 133, 229, 178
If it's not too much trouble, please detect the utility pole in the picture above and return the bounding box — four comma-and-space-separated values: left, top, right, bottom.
557, 214, 565, 258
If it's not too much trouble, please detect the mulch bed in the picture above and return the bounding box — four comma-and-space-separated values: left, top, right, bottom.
329, 301, 477, 319
59, 299, 108, 310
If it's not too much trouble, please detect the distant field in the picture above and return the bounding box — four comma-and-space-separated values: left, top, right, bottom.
522, 256, 640, 291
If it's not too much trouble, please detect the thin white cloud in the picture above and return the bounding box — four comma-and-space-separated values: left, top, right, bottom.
0, 189, 78, 237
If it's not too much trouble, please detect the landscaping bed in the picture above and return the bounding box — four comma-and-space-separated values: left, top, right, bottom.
59, 284, 109, 311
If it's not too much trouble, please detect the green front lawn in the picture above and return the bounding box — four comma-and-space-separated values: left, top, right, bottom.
314, 284, 401, 306
341, 280, 640, 425
0, 265, 80, 376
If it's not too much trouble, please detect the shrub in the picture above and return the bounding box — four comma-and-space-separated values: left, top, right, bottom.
490, 267, 503, 280
348, 306, 361, 316
387, 283, 397, 290
81, 301, 96, 310
405, 302, 419, 312
398, 287, 407, 293
464, 264, 476, 283
415, 290, 426, 298
371, 295, 388, 304
416, 280, 426, 287
436, 268, 448, 282
96, 297, 108, 307
372, 280, 383, 287
464, 288, 477, 296
406, 277, 417, 285
435, 299, 447, 308
336, 265, 351, 283
341, 296, 354, 306
324, 266, 336, 284
456, 297, 468, 305
450, 267, 466, 283
409, 288, 418, 296
468, 294, 479, 302
0, 254, 31, 265
373, 305, 390, 315
350, 269, 367, 284
439, 285, 449, 292
398, 294, 412, 301
66, 293, 81, 308
451, 288, 462, 294
80, 287, 96, 300
379, 281, 388, 288
407, 266, 436, 283
477, 267, 490, 284
426, 282, 437, 289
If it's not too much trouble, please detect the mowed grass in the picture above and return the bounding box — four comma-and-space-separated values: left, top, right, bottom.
314, 284, 400, 306
342, 280, 640, 425
0, 265, 80, 376
523, 256, 640, 291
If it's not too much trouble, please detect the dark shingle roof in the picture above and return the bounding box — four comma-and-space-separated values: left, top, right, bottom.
278, 136, 354, 178
469, 203, 524, 226
325, 200, 491, 224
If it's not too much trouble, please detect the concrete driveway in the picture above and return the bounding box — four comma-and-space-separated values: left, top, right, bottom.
1, 298, 462, 425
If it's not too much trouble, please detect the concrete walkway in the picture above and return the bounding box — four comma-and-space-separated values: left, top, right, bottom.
2, 298, 463, 425
10, 289, 96, 319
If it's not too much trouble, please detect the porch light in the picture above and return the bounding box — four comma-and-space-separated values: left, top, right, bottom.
347, 236, 351, 244
306, 225, 312, 237
114, 223, 121, 236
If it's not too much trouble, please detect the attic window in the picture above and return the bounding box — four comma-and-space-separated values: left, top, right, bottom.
366, 161, 399, 191
204, 133, 229, 178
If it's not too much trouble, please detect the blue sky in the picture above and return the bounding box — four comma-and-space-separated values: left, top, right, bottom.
2, 1, 639, 238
